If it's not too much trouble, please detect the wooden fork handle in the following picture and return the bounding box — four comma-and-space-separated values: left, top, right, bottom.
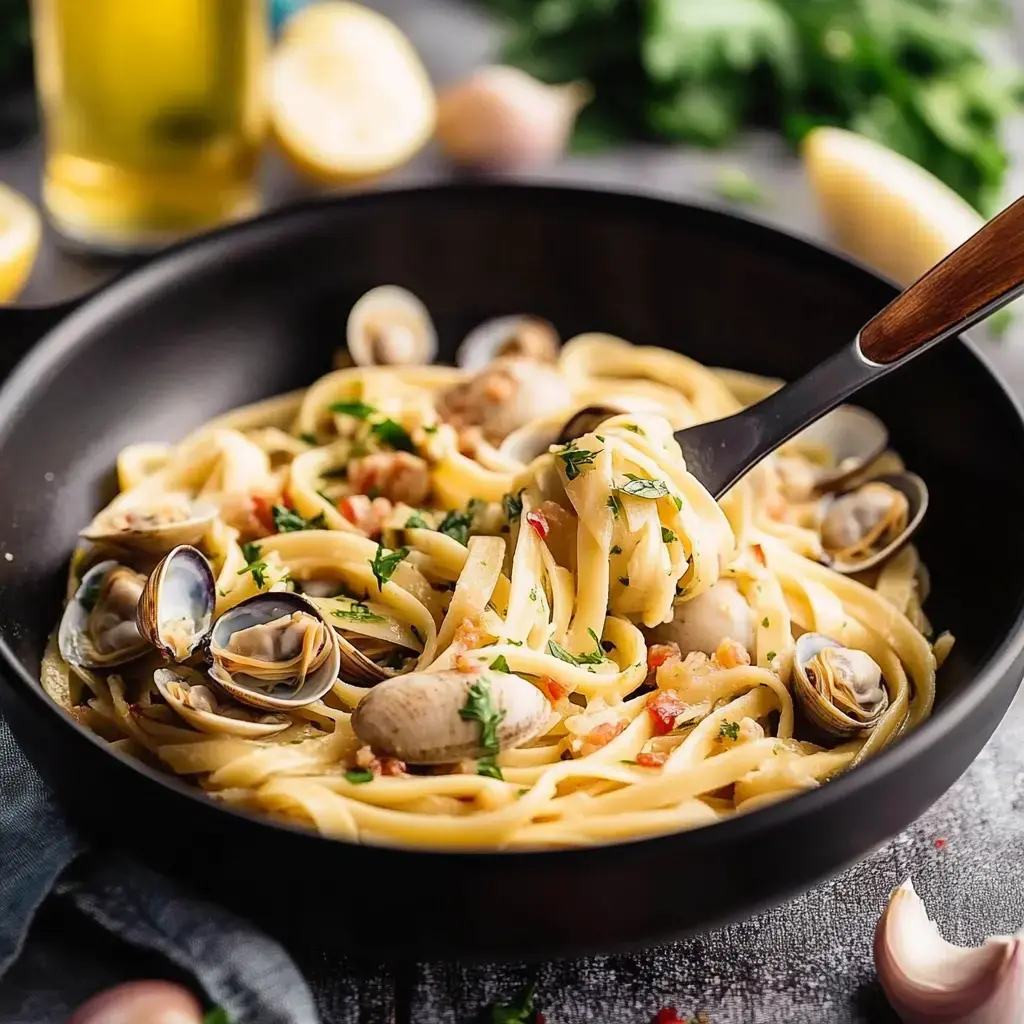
859, 194, 1024, 364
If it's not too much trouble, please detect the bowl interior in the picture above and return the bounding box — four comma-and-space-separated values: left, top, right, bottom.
1, 185, 1023, 721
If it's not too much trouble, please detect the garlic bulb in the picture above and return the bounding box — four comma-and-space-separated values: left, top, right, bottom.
435, 66, 590, 171
875, 878, 1024, 1023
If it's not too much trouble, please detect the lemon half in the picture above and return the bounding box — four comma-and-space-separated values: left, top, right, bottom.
803, 126, 984, 287
271, 2, 436, 183
0, 182, 40, 303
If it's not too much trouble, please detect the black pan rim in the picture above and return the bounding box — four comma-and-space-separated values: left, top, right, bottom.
2, 181, 1023, 865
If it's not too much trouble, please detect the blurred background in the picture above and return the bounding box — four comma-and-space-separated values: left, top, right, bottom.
0, 0, 1019, 332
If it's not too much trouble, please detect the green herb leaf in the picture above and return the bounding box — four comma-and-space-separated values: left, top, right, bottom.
502, 490, 524, 524
272, 505, 327, 533
438, 507, 475, 546
661, 527, 677, 544
237, 558, 268, 589
557, 443, 602, 481
240, 541, 262, 564
405, 511, 430, 529
332, 602, 385, 624
719, 720, 740, 741
623, 423, 644, 434
203, 1009, 231, 1024
762, 617, 770, 628
767, 650, 777, 662
345, 767, 375, 784
329, 400, 375, 419
547, 632, 604, 667
459, 677, 506, 754
607, 493, 623, 519
369, 543, 409, 591
617, 476, 670, 500
490, 654, 511, 673
371, 417, 415, 453
299, 432, 318, 446
477, 754, 505, 780
671, 495, 683, 512
714, 165, 765, 205
424, 423, 439, 434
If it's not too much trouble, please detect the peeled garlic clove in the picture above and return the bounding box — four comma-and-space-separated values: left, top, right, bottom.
874, 878, 1024, 1023
435, 66, 590, 171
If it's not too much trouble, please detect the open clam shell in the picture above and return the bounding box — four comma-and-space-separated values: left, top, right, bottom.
790, 404, 888, 492
793, 632, 888, 738
822, 472, 928, 574
58, 560, 151, 669
499, 402, 635, 465
208, 591, 341, 710
351, 669, 550, 764
80, 493, 217, 555
154, 667, 290, 738
347, 285, 437, 367
136, 545, 216, 661
457, 315, 559, 371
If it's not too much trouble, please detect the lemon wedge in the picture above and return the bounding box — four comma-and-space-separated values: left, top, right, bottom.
803, 127, 984, 287
0, 183, 40, 303
270, 2, 435, 183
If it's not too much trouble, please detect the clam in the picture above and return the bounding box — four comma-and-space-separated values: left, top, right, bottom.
58, 560, 150, 668
787, 405, 888, 493
793, 632, 888, 737
80, 492, 217, 555
457, 315, 559, 371
351, 669, 550, 764
153, 667, 290, 738
821, 472, 927, 574
135, 545, 216, 662
346, 285, 437, 367
208, 592, 341, 710
644, 579, 755, 658
499, 402, 630, 465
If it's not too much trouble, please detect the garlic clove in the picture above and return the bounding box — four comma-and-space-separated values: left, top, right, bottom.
435, 65, 591, 171
874, 878, 1024, 1023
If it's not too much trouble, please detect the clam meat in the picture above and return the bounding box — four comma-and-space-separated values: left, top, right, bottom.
457, 315, 559, 371
208, 592, 341, 710
58, 560, 150, 669
154, 667, 290, 738
351, 669, 550, 764
644, 579, 755, 658
80, 492, 217, 554
346, 285, 437, 367
793, 632, 887, 738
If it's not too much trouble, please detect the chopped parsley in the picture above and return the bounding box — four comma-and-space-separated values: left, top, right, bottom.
502, 490, 524, 524
547, 630, 604, 667
477, 755, 504, 780
623, 424, 644, 435
203, 1010, 231, 1024
329, 399, 375, 419
719, 720, 740, 741
618, 576, 630, 587
617, 474, 669, 500
767, 650, 777, 662
332, 602, 385, 624
237, 557, 268, 589
661, 528, 677, 544
508, 639, 523, 646
557, 442, 602, 481
438, 507, 475, 545
671, 495, 683, 512
405, 511, 430, 529
529, 586, 539, 602
459, 677, 506, 772
490, 654, 511, 673
272, 505, 327, 533
241, 541, 262, 564
370, 417, 415, 453
606, 493, 623, 519
762, 617, 770, 628
610, 544, 622, 555
79, 577, 102, 612
369, 543, 409, 591
423, 423, 439, 434
345, 768, 375, 784
299, 432, 318, 446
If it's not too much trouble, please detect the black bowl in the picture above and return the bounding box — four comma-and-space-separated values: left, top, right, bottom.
1, 185, 1022, 960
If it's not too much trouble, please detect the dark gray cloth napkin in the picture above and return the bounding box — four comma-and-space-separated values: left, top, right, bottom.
0, 713, 320, 1024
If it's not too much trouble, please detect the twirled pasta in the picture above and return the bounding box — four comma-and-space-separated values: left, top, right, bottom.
42, 325, 946, 850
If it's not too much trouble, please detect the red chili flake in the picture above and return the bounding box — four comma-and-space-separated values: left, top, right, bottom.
540, 675, 569, 702
935, 838, 947, 848
585, 721, 625, 749
648, 643, 681, 671
251, 494, 276, 533
751, 543, 767, 567
636, 751, 668, 768
646, 691, 687, 735
380, 757, 406, 777
525, 510, 549, 541
337, 496, 360, 524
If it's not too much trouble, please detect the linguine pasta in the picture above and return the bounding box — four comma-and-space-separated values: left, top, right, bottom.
41, 320, 947, 850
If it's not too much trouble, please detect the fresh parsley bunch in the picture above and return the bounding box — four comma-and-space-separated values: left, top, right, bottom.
480, 0, 1020, 213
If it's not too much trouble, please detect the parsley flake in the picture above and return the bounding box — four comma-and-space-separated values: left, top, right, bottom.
661, 527, 677, 544
623, 424, 644, 435
547, 631, 604, 667
237, 558, 268, 589
671, 495, 683, 512
767, 650, 777, 662
370, 417, 415, 453
369, 543, 409, 591
607, 493, 623, 519
477, 755, 504, 781
405, 511, 430, 529
203, 1010, 231, 1024
617, 476, 669, 500
272, 505, 327, 533
490, 654, 511, 673
762, 617, 770, 628
333, 602, 385, 624
329, 400, 375, 419
459, 677, 506, 754
438, 507, 475, 545
719, 720, 740, 741
345, 768, 375, 784
299, 432, 318, 446
502, 490, 524, 524
557, 442, 602, 481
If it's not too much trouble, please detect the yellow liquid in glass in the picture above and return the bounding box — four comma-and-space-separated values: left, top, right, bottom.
32, 0, 267, 251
